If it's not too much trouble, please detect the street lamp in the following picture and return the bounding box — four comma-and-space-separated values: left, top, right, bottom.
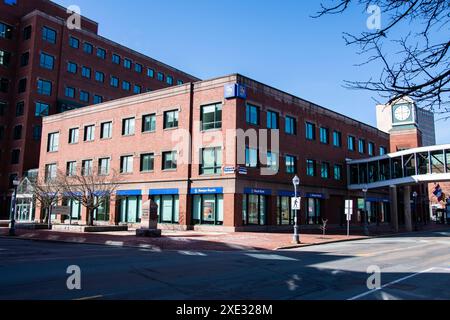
413, 191, 418, 231
9, 177, 21, 236
362, 185, 369, 236
292, 175, 300, 244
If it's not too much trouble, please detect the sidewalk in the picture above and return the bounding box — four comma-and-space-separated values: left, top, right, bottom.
0, 224, 448, 251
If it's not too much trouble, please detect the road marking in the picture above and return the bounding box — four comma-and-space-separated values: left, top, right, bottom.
245, 253, 299, 261
74, 295, 103, 300
348, 267, 439, 300
357, 244, 430, 257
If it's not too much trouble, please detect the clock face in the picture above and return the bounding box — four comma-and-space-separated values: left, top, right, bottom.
394, 104, 411, 121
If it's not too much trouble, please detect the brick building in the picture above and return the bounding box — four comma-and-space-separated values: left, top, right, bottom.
38, 74, 391, 231
0, 0, 199, 218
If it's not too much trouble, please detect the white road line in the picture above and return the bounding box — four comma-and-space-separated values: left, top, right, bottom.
348, 267, 441, 300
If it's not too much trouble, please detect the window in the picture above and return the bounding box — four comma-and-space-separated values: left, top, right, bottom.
93, 95, 103, 104
69, 36, 79, 48
42, 26, 56, 44
380, 146, 387, 156
177, 80, 184, 85
140, 153, 154, 172
0, 49, 11, 67
0, 22, 13, 39
47, 132, 59, 152
162, 151, 177, 170
0, 101, 6, 115
82, 160, 93, 176
348, 136, 356, 151
135, 63, 142, 73
192, 194, 223, 225
18, 78, 27, 93
120, 155, 133, 173
119, 195, 142, 223
245, 147, 258, 168
164, 110, 179, 129
122, 117, 135, 136
122, 80, 130, 91
112, 54, 120, 64
358, 139, 366, 154
285, 116, 296, 135
246, 103, 259, 125
368, 142, 375, 156
37, 79, 52, 96
83, 42, 93, 54
66, 161, 77, 177
0, 78, 9, 92
142, 114, 156, 132
98, 158, 110, 175
320, 127, 329, 144
242, 194, 267, 226
16, 102, 24, 116
321, 162, 330, 179
67, 62, 77, 74
157, 72, 164, 81
45, 164, 57, 181
334, 164, 343, 180
100, 121, 112, 139
11, 149, 20, 164
147, 68, 154, 78
267, 110, 279, 129
305, 122, 316, 140
200, 147, 222, 175
79, 90, 89, 103
266, 151, 278, 171
35, 102, 49, 116
133, 85, 141, 94
97, 48, 106, 59
20, 52, 29, 66
124, 58, 132, 69
95, 71, 104, 83
65, 86, 75, 98
81, 66, 91, 79
166, 75, 173, 85
333, 131, 342, 147
110, 76, 119, 87
201, 103, 222, 130
32, 125, 42, 140
306, 159, 316, 176
68, 128, 79, 144
23, 25, 32, 40
285, 155, 296, 174
13, 125, 22, 140
84, 125, 95, 141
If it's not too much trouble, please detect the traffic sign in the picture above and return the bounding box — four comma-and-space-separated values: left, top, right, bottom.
291, 197, 301, 210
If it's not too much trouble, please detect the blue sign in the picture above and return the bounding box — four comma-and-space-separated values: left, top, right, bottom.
190, 187, 223, 195
306, 193, 325, 199
224, 166, 235, 174
117, 189, 142, 196
224, 83, 247, 99
149, 188, 179, 195
238, 167, 248, 175
367, 197, 390, 203
244, 188, 272, 195
278, 190, 297, 197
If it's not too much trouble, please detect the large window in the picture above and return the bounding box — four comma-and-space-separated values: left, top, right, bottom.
82, 160, 93, 176
379, 146, 387, 156
65, 86, 75, 98
334, 164, 343, 180
153, 195, 179, 224
368, 142, 375, 156
124, 58, 132, 69
81, 66, 91, 79
45, 164, 57, 182
333, 131, 342, 147
120, 155, 133, 173
0, 50, 11, 67
162, 151, 177, 170
122, 80, 130, 91
93, 95, 103, 104
66, 161, 77, 177
140, 153, 154, 172
285, 116, 296, 135
20, 52, 29, 67
201, 103, 222, 130
112, 54, 120, 64
93, 196, 110, 222
79, 90, 89, 103
98, 158, 110, 175
16, 102, 24, 116
321, 162, 330, 179
39, 53, 54, 70
200, 147, 222, 175
69, 36, 79, 48
13, 125, 22, 140
305, 122, 316, 140
67, 62, 77, 74
18, 78, 26, 93
348, 136, 356, 151
23, 25, 32, 40
166, 75, 173, 85
164, 110, 179, 129
285, 155, 296, 174
147, 68, 154, 78
100, 121, 112, 139
97, 48, 106, 59
133, 85, 141, 94
0, 78, 9, 92
320, 127, 329, 144
246, 103, 259, 125
0, 22, 13, 39
110, 76, 119, 88
122, 117, 135, 136
142, 114, 156, 132
83, 42, 93, 54
277, 196, 293, 225
267, 110, 279, 129
157, 72, 164, 81
192, 194, 223, 225
245, 147, 258, 168
358, 139, 366, 154
11, 149, 20, 164
306, 159, 316, 176
306, 198, 321, 225
84, 125, 95, 141
119, 196, 142, 223
35, 102, 49, 117
243, 194, 267, 225
47, 132, 59, 152
37, 79, 52, 96
135, 63, 142, 73
42, 26, 56, 44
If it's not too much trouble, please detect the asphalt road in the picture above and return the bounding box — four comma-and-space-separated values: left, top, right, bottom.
0, 229, 449, 300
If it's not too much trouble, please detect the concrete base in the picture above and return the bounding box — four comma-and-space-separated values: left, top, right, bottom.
136, 228, 162, 237
52, 224, 128, 233
15, 223, 49, 230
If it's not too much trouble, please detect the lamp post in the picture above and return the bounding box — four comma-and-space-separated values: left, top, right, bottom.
292, 175, 300, 244
413, 191, 418, 231
9, 178, 20, 236
362, 185, 369, 236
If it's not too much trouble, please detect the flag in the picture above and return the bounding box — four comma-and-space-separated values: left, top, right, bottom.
433, 184, 444, 202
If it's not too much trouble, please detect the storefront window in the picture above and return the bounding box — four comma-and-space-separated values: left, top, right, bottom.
277, 196, 292, 225
306, 198, 321, 225
192, 194, 223, 225
153, 195, 179, 224
94, 196, 110, 222
62, 198, 81, 221
243, 194, 267, 225
119, 196, 142, 223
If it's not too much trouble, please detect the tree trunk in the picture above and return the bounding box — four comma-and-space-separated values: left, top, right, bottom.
48, 206, 52, 230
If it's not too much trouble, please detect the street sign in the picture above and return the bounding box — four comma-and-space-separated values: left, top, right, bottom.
344, 199, 353, 237
291, 197, 301, 210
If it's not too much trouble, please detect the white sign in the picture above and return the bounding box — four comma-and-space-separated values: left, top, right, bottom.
53, 206, 70, 216
291, 197, 301, 210
345, 200, 353, 221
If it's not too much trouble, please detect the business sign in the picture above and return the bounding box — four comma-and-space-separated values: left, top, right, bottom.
238, 167, 248, 175
224, 166, 235, 174
117, 189, 142, 196
291, 197, 301, 210
278, 190, 296, 197
148, 188, 179, 195
306, 193, 325, 199
243, 188, 272, 195
190, 187, 223, 195
224, 83, 247, 99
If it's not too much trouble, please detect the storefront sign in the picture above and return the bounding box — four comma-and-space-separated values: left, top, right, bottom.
244, 188, 272, 195
190, 187, 224, 195
305, 193, 325, 199
238, 167, 248, 175
224, 167, 235, 174
149, 188, 179, 195
117, 189, 142, 196
278, 190, 296, 197
224, 83, 247, 99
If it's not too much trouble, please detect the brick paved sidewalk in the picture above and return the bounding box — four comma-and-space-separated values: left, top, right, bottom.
0, 224, 448, 251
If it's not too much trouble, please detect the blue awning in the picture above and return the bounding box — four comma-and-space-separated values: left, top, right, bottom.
190, 187, 223, 195
149, 188, 179, 195
244, 188, 272, 195
117, 189, 142, 196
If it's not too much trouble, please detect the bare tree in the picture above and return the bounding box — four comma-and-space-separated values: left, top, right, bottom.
313, 0, 449, 119
61, 164, 122, 226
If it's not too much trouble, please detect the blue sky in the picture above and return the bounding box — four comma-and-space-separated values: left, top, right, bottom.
54, 0, 449, 144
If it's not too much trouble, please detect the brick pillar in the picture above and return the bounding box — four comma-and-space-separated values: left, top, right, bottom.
267, 195, 278, 226
390, 185, 399, 232
80, 205, 88, 225
109, 197, 118, 225
178, 193, 191, 229
224, 193, 242, 229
